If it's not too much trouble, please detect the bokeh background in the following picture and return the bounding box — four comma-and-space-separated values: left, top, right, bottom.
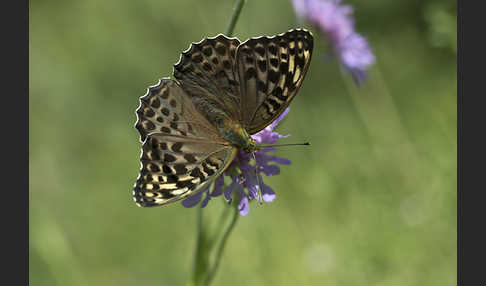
30, 0, 457, 285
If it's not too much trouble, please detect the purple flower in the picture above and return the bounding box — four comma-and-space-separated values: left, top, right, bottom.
291, 0, 375, 85
181, 108, 292, 216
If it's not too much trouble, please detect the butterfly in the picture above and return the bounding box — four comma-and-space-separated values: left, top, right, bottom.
133, 28, 313, 207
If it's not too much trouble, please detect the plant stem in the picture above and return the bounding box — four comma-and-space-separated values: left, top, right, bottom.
225, 0, 246, 37
204, 200, 240, 286
191, 206, 209, 286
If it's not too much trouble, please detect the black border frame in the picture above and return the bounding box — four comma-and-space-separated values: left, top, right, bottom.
4, 0, 29, 285
458, 0, 486, 285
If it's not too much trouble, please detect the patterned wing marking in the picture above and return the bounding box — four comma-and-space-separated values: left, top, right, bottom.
135, 78, 220, 142
133, 134, 237, 207
235, 28, 313, 134
173, 34, 242, 122
134, 78, 237, 207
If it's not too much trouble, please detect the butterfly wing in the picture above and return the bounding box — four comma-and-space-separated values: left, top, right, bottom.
173, 34, 242, 123
235, 29, 313, 134
134, 78, 237, 207
133, 29, 313, 206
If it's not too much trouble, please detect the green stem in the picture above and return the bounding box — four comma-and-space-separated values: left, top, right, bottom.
212, 198, 232, 242
204, 200, 240, 286
194, 206, 203, 265
191, 206, 210, 286
225, 0, 246, 37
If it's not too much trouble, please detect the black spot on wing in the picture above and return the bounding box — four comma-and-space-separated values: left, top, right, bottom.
161, 108, 170, 116
202, 46, 213, 56
269, 58, 279, 68
257, 80, 267, 92
150, 98, 161, 108
255, 46, 265, 57
164, 153, 176, 163
161, 127, 171, 133
192, 53, 203, 63
171, 142, 183, 152
258, 60, 267, 72
184, 154, 197, 163
202, 162, 215, 176
163, 165, 172, 174
245, 67, 257, 80
167, 175, 178, 183
148, 163, 160, 173
162, 192, 176, 199
173, 164, 188, 175
176, 180, 193, 188
268, 70, 279, 83
268, 44, 278, 56
190, 167, 205, 180
273, 87, 286, 101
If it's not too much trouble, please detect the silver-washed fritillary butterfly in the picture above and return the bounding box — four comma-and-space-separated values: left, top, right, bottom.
133, 29, 313, 207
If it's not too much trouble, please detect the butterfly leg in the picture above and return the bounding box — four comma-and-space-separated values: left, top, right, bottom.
251, 152, 264, 205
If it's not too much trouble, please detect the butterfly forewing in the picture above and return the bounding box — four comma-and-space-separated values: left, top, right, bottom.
173, 35, 242, 122
134, 79, 237, 206
136, 78, 214, 141
235, 29, 313, 134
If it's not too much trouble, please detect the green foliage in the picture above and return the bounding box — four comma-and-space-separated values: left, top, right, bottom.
30, 0, 456, 285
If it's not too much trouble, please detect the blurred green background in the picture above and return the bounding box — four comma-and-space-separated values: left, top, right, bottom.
30, 0, 456, 285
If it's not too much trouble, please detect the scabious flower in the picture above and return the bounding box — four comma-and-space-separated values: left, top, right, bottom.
291, 0, 375, 85
181, 108, 292, 216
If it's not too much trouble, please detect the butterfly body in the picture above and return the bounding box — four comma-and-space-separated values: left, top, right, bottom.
133, 29, 313, 207
218, 120, 258, 153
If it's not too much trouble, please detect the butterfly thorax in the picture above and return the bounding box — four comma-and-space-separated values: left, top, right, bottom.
212, 115, 257, 153
196, 100, 258, 153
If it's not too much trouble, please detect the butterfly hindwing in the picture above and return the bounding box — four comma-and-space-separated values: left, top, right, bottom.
134, 134, 237, 207
235, 29, 313, 134
134, 78, 238, 206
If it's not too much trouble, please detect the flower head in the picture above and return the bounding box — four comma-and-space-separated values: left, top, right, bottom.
291, 0, 375, 85
182, 108, 292, 216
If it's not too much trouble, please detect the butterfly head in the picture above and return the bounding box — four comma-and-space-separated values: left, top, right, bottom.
242, 137, 258, 153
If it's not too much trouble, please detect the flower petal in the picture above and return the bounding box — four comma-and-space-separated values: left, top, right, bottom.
211, 176, 225, 197
265, 155, 292, 165
262, 184, 277, 202
262, 164, 281, 176
243, 172, 259, 200
224, 178, 239, 203
337, 33, 375, 86
269, 108, 290, 130
291, 0, 307, 18
260, 146, 277, 154
291, 0, 375, 86
181, 189, 205, 208
200, 190, 211, 208
238, 191, 250, 216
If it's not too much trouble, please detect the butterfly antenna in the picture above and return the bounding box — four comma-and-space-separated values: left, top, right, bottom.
251, 152, 264, 205
258, 142, 311, 148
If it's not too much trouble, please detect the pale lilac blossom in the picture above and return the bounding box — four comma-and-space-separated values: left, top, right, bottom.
182, 108, 292, 216
291, 0, 375, 85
